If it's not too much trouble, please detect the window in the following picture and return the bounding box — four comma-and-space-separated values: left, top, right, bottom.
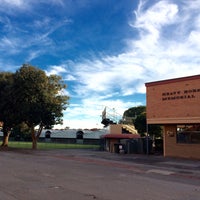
177, 124, 200, 144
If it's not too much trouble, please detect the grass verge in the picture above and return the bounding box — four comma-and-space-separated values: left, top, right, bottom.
8, 141, 100, 150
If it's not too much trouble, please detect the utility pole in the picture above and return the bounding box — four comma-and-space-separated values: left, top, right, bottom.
146, 123, 149, 155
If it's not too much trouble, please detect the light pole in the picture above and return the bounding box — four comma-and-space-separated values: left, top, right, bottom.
146, 123, 149, 155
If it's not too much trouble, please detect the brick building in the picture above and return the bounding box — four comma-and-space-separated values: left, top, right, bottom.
145, 75, 200, 159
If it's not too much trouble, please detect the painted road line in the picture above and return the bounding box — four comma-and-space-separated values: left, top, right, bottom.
147, 169, 175, 175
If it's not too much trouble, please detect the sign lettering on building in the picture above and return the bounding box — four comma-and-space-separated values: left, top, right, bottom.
162, 88, 200, 101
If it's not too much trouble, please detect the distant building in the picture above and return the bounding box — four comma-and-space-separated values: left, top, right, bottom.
38, 128, 107, 145
145, 75, 200, 159
101, 124, 141, 153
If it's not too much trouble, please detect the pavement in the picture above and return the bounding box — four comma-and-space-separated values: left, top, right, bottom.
30, 148, 200, 181
2, 147, 200, 175
0, 148, 200, 200
3, 147, 200, 174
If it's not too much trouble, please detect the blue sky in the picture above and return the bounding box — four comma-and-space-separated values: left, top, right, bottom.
0, 0, 200, 129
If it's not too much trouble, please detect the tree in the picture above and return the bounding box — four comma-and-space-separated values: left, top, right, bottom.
12, 122, 32, 141
123, 106, 146, 118
123, 106, 162, 138
134, 112, 146, 136
13, 64, 69, 149
0, 72, 20, 146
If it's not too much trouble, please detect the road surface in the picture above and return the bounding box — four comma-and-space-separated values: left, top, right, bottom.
0, 148, 199, 200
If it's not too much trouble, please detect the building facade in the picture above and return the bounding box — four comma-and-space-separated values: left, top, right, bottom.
145, 75, 200, 159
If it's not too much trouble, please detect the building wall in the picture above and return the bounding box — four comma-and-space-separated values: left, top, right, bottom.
146, 75, 200, 124
109, 124, 122, 134
164, 125, 200, 159
146, 75, 200, 159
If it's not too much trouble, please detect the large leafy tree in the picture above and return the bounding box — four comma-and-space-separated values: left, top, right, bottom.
0, 72, 20, 146
134, 112, 146, 135
12, 122, 32, 141
123, 106, 146, 119
123, 106, 162, 138
12, 64, 69, 149
133, 112, 162, 137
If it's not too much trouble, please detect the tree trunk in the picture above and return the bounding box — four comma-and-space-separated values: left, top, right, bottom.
30, 124, 43, 150
1, 127, 11, 147
36, 124, 43, 140
31, 126, 37, 150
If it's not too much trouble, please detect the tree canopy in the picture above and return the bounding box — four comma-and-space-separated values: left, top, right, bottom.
0, 72, 19, 146
0, 64, 70, 149
123, 106, 146, 119
123, 106, 162, 138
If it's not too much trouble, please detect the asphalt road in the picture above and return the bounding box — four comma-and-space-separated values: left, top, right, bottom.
0, 148, 200, 200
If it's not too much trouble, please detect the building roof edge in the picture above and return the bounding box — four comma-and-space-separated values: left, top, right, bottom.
145, 74, 200, 87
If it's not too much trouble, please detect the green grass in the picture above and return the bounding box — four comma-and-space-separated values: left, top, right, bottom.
8, 141, 100, 150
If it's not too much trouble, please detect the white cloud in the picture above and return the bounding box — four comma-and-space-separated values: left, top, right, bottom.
46, 65, 68, 75
0, 0, 26, 7
64, 75, 76, 81
188, 31, 200, 47
66, 1, 199, 103
71, 54, 145, 97
45, 65, 77, 82
59, 0, 200, 128
0, 0, 65, 10
129, 0, 200, 80
26, 50, 44, 62
0, 37, 21, 54
0, 15, 72, 62
1, 0, 200, 129
133, 0, 178, 41
58, 97, 142, 129
0, 0, 30, 12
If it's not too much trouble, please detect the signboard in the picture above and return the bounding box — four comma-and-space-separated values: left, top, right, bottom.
145, 75, 200, 124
